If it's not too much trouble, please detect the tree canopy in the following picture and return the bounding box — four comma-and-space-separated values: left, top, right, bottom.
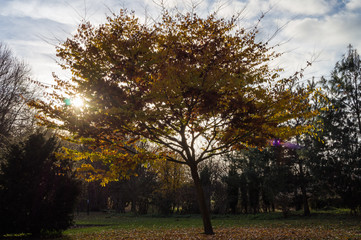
33, 10, 315, 176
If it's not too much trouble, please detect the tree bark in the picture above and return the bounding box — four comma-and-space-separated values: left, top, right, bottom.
189, 163, 214, 235
301, 184, 310, 216
298, 158, 310, 216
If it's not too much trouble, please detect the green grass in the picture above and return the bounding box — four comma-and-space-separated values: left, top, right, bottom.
63, 209, 361, 236
4, 210, 361, 239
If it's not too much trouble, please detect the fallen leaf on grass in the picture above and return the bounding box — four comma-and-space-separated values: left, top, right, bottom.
63, 226, 360, 240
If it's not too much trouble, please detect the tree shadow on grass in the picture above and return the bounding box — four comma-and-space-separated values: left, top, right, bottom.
2, 231, 76, 240
2, 235, 73, 240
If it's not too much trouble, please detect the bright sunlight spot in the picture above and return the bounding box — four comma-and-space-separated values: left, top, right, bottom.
72, 96, 84, 108
64, 96, 84, 108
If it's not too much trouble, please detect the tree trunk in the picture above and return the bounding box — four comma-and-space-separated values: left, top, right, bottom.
131, 199, 136, 213
301, 184, 310, 216
189, 163, 214, 235
298, 157, 310, 216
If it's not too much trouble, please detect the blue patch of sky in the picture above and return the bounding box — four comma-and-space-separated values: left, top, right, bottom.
328, 0, 348, 14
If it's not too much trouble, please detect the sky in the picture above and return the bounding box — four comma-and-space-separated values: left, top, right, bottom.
1, 0, 361, 85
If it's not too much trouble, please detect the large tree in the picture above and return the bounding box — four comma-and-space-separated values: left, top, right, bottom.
31, 10, 316, 234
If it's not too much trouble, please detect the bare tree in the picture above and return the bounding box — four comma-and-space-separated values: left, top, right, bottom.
0, 43, 36, 140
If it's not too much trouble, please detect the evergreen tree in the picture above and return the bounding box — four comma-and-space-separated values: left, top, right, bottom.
0, 132, 81, 237
224, 156, 240, 214
316, 45, 361, 213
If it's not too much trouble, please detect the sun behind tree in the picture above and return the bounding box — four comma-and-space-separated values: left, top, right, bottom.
31, 9, 317, 235
71, 96, 84, 108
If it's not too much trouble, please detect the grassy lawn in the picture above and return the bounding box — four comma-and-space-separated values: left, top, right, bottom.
54, 210, 361, 239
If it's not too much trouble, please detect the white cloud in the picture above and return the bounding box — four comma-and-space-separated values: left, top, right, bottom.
273, 10, 361, 78
0, 0, 76, 24
209, 0, 247, 18
6, 39, 64, 83
0, 0, 122, 25
271, 0, 333, 16
243, 0, 273, 18
283, 12, 361, 47
346, 0, 361, 10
